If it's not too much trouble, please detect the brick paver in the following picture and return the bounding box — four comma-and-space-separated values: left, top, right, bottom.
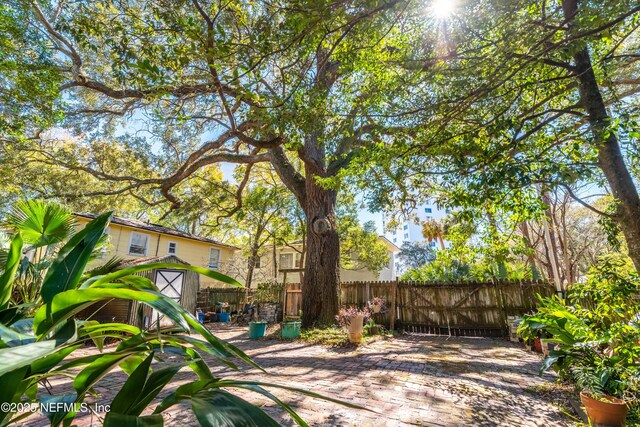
19, 325, 573, 426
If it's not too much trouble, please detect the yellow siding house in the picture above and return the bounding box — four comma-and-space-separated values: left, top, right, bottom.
74, 213, 239, 288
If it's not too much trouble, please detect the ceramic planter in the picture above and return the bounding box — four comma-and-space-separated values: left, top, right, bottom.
347, 314, 364, 343
248, 321, 267, 339
580, 392, 628, 427
281, 321, 301, 339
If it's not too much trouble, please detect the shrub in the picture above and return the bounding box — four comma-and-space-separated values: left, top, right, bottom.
518, 254, 640, 418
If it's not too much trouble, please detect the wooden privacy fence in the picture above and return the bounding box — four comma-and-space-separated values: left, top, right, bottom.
198, 279, 554, 337
325, 279, 553, 337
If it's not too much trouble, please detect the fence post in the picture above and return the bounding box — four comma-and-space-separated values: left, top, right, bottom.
390, 279, 398, 331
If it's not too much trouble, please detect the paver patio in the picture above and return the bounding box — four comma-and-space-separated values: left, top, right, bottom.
21, 325, 574, 426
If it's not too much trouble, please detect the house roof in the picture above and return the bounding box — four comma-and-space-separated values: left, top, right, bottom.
378, 235, 401, 253
74, 213, 239, 250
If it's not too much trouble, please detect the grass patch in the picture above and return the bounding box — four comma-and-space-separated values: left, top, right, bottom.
260, 323, 395, 347
300, 326, 352, 346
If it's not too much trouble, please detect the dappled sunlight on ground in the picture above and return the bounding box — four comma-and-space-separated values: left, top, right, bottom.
19, 324, 575, 426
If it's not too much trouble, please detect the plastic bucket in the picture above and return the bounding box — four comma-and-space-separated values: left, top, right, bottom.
248, 322, 267, 339
217, 312, 230, 322
281, 321, 301, 339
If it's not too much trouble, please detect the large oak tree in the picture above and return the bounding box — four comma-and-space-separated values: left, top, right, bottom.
4, 0, 412, 326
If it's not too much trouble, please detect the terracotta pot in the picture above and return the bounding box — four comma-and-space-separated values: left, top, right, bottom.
371, 304, 382, 314
580, 392, 628, 427
533, 337, 543, 353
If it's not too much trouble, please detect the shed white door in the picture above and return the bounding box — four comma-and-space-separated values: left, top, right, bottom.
151, 270, 184, 329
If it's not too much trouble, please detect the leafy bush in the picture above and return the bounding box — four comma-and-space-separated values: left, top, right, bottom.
518, 254, 640, 417
254, 280, 284, 303
0, 209, 360, 426
335, 306, 371, 327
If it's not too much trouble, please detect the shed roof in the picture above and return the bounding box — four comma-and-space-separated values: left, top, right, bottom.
119, 254, 191, 267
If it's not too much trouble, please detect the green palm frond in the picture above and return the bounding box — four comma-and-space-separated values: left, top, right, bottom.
6, 200, 75, 248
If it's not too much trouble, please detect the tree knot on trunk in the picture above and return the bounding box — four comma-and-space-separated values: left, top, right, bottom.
311, 217, 332, 235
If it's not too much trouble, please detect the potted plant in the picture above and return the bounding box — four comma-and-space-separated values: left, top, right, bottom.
580, 391, 628, 427
518, 255, 640, 426
336, 306, 371, 344
368, 296, 385, 314
281, 316, 301, 339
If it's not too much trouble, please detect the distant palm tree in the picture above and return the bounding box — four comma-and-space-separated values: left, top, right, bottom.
421, 219, 446, 251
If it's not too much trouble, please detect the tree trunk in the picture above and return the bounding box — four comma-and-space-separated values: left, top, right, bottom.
301, 171, 340, 327
563, 0, 640, 271
246, 253, 256, 289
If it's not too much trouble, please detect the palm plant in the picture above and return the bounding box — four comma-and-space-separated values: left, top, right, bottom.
0, 210, 361, 426
421, 219, 446, 250
1, 201, 76, 305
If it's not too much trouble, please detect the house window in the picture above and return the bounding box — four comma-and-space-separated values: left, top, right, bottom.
393, 238, 397, 243
430, 241, 437, 247
425, 208, 432, 213
279, 253, 293, 269
128, 231, 149, 256
426, 216, 433, 220
403, 224, 408, 230
209, 248, 221, 269
168, 242, 177, 255
254, 256, 261, 269
404, 233, 409, 239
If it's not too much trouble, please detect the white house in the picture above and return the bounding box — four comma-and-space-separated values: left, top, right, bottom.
382, 200, 452, 249
249, 235, 400, 285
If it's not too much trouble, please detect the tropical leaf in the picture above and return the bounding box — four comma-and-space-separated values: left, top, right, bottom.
0, 340, 58, 376
40, 211, 111, 304
0, 366, 29, 424
158, 387, 280, 427
110, 352, 182, 417
0, 233, 23, 310
104, 413, 164, 427
33, 287, 189, 337
5, 200, 75, 248
73, 351, 142, 398
84, 262, 242, 289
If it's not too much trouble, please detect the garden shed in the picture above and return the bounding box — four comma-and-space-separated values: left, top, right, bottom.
78, 255, 200, 329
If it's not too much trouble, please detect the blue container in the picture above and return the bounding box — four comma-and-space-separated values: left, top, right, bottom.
197, 311, 205, 323
217, 312, 230, 322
